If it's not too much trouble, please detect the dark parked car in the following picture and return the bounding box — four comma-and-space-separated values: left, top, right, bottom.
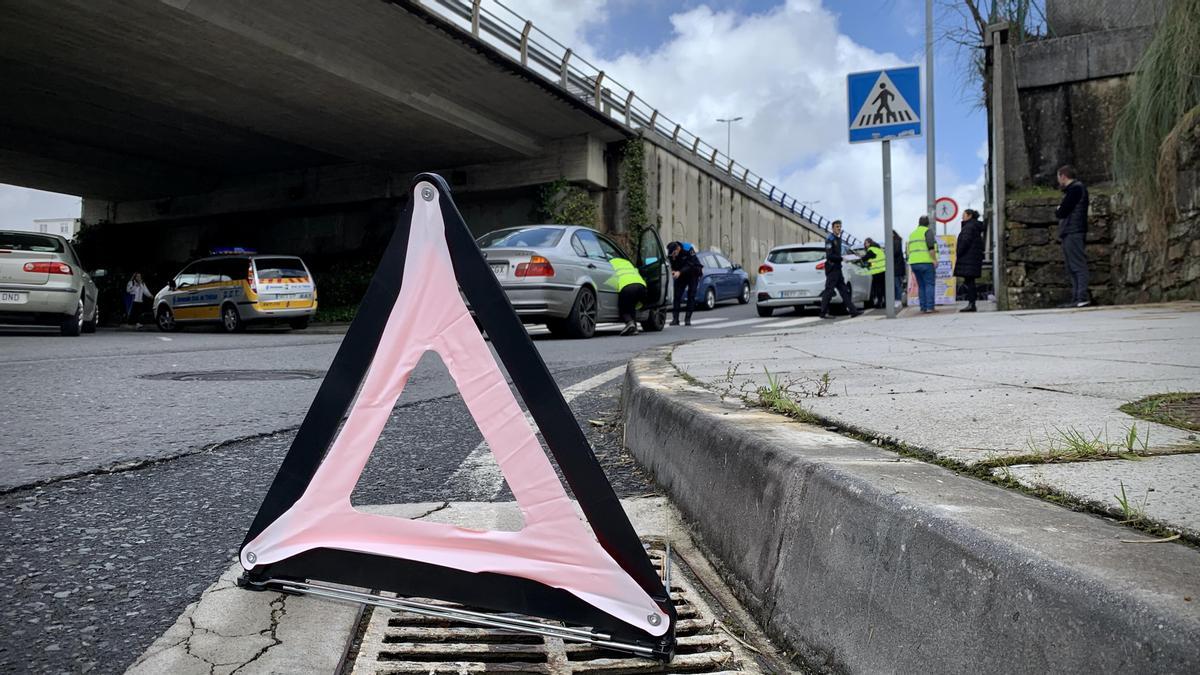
681, 251, 751, 310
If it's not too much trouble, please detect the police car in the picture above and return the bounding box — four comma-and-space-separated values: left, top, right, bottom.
154, 249, 317, 332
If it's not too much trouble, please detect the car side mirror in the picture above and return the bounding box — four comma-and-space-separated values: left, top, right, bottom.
92, 269, 108, 278
169, 280, 177, 291
732, 263, 742, 271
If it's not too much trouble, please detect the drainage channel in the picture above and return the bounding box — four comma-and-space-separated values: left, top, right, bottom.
347, 541, 767, 674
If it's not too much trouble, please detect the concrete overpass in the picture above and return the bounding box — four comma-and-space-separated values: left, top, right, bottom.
0, 0, 842, 273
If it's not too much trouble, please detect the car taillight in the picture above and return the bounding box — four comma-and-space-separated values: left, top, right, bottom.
816, 261, 826, 270
24, 261, 72, 275
247, 262, 257, 293
758, 264, 773, 275
515, 256, 554, 277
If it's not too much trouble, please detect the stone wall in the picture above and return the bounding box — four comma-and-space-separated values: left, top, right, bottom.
1004, 113, 1200, 307
999, 0, 1199, 308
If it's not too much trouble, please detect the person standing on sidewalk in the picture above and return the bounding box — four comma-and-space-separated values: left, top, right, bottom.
893, 230, 907, 308
954, 209, 986, 313
907, 215, 938, 314
861, 237, 887, 309
667, 241, 703, 326
819, 220, 862, 320
1055, 164, 1091, 308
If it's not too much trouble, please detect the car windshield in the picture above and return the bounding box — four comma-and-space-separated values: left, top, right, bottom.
768, 248, 824, 264
254, 257, 308, 278
0, 232, 64, 253
476, 227, 564, 249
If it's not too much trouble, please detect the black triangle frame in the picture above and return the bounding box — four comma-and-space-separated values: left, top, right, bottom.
238, 173, 676, 657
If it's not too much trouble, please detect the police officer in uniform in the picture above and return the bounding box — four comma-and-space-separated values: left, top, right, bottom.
819, 220, 862, 319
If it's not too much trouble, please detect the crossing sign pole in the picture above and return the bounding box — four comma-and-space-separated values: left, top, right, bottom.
847, 66, 922, 320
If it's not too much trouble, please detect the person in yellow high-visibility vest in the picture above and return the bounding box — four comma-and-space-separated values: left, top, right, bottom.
861, 237, 887, 309
608, 257, 647, 336
907, 215, 938, 313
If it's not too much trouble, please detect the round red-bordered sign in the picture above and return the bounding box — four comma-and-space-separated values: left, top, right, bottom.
934, 196, 959, 223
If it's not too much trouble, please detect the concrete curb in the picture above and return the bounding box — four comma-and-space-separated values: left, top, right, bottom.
622, 348, 1200, 673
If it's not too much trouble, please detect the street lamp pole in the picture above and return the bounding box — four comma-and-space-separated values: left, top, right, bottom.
716, 116, 743, 158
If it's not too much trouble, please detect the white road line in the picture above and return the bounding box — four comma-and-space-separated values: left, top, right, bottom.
157, 336, 173, 341
753, 317, 820, 330
682, 317, 722, 325
449, 364, 628, 500
692, 318, 772, 330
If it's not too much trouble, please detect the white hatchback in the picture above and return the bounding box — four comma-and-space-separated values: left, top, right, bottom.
753, 244, 870, 317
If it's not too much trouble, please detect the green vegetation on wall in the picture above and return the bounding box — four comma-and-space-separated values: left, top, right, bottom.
620, 138, 649, 237
537, 178, 597, 227
1111, 0, 1200, 226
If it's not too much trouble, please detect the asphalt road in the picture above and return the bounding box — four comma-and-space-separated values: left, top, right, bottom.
0, 300, 840, 673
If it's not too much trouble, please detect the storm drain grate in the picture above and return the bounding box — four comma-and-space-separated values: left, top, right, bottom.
350, 541, 757, 674
139, 369, 324, 381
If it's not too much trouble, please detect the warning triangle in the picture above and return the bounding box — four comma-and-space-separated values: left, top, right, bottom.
850, 70, 918, 130
238, 174, 674, 656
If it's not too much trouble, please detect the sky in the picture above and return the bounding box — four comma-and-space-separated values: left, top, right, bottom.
1, 0, 991, 244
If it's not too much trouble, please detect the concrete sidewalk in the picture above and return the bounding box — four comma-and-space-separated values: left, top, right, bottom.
672, 302, 1200, 540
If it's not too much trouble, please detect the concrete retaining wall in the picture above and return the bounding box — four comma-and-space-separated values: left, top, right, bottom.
622, 350, 1200, 673
642, 138, 825, 275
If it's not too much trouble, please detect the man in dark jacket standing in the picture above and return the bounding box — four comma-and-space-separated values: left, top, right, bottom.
893, 230, 907, 308
819, 220, 862, 319
1055, 165, 1091, 307
667, 241, 703, 326
953, 208, 986, 312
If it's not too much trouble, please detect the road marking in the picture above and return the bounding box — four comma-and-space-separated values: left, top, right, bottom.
692, 318, 772, 329
682, 317, 722, 324
449, 364, 627, 500
752, 317, 820, 331
157, 336, 173, 341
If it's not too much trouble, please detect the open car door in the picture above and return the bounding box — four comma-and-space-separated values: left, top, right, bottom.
636, 227, 669, 331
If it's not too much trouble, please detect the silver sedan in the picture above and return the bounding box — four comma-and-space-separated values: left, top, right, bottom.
475, 225, 669, 339
0, 230, 102, 336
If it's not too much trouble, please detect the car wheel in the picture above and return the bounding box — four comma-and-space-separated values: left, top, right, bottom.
640, 308, 667, 333
289, 317, 310, 330
703, 287, 717, 311
221, 304, 244, 333
564, 287, 597, 339
756, 305, 774, 318
156, 305, 179, 332
738, 282, 751, 304
82, 298, 98, 333
60, 297, 84, 337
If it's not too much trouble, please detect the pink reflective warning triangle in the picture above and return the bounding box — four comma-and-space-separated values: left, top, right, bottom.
241, 180, 668, 635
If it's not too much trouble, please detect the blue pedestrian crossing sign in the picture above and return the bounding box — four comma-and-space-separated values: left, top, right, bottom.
847, 66, 921, 143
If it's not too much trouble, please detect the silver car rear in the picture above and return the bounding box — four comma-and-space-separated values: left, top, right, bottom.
0, 231, 100, 335
475, 225, 668, 339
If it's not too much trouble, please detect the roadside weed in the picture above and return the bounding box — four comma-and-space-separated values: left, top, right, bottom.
1115, 481, 1149, 523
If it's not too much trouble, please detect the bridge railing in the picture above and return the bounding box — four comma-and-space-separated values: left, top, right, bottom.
412, 0, 854, 245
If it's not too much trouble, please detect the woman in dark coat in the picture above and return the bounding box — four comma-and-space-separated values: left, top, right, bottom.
954, 209, 986, 312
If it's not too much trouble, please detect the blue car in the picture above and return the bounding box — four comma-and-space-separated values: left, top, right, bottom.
681, 251, 752, 310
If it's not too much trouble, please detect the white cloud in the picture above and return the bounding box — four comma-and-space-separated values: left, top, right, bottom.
0, 185, 81, 229
497, 0, 985, 246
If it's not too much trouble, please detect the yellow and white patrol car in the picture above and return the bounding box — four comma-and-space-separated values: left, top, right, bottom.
153, 251, 317, 332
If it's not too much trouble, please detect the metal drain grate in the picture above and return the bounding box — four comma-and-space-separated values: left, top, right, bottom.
350, 541, 757, 674
139, 369, 324, 381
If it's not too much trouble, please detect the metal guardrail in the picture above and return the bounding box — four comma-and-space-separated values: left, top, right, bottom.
410, 0, 856, 246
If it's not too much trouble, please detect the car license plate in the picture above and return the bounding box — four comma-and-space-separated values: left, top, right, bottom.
0, 291, 28, 304
490, 263, 507, 277
779, 290, 808, 298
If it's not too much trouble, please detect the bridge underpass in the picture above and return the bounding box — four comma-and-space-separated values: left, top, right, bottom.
0, 0, 840, 291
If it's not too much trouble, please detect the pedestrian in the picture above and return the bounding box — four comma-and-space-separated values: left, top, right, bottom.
819, 220, 862, 319
609, 257, 647, 336
954, 208, 986, 313
1055, 164, 1091, 308
907, 215, 938, 313
667, 241, 703, 326
861, 237, 887, 309
893, 230, 907, 308
126, 272, 153, 327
